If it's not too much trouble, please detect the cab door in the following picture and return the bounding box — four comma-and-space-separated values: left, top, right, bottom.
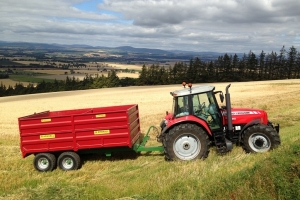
192, 92, 222, 131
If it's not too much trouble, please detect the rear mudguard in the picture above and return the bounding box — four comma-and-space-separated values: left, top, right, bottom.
161, 115, 212, 137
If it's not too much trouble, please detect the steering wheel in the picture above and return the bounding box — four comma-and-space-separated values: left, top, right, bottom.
194, 102, 206, 114
200, 102, 205, 109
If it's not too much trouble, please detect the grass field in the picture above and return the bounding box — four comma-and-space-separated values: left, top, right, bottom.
9, 75, 55, 83
0, 80, 300, 199
14, 61, 144, 71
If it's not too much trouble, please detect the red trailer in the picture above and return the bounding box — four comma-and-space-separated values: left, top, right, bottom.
18, 104, 163, 172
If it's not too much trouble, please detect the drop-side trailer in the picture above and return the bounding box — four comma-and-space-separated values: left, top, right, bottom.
18, 104, 163, 172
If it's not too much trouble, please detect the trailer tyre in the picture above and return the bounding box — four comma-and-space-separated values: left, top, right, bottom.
33, 153, 56, 172
243, 124, 281, 153
58, 152, 81, 171
164, 123, 210, 161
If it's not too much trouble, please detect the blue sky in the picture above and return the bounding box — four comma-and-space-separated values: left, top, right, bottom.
75, 0, 101, 12
0, 0, 299, 53
74, 0, 121, 17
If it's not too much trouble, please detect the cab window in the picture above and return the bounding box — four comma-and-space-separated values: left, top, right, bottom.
175, 96, 189, 117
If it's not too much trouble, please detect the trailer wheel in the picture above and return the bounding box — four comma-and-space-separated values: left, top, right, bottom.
242, 124, 281, 153
164, 123, 210, 161
33, 153, 56, 172
58, 152, 81, 171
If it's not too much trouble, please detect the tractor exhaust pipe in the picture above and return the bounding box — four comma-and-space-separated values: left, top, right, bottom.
225, 84, 233, 138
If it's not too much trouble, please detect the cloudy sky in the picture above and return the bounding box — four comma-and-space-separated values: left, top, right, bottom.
0, 0, 299, 53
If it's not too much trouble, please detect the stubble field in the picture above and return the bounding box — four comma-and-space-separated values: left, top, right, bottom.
1, 80, 300, 199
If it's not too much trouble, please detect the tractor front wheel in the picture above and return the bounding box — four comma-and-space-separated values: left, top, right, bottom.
164, 123, 210, 161
243, 124, 280, 153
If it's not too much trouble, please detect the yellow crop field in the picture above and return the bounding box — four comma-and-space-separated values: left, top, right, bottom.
2, 79, 299, 138
1, 79, 300, 199
0, 79, 31, 87
103, 62, 143, 70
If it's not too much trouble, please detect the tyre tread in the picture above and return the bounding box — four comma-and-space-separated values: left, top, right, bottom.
163, 123, 210, 161
57, 151, 81, 171
242, 124, 280, 153
33, 153, 56, 172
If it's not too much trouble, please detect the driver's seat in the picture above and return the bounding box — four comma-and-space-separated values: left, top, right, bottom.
206, 104, 221, 128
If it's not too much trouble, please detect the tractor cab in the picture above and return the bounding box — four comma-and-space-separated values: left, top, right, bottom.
171, 84, 223, 131
160, 83, 233, 154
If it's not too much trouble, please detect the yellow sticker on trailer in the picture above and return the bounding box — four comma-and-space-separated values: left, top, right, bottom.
40, 134, 55, 139
41, 118, 51, 122
96, 114, 106, 118
94, 130, 110, 135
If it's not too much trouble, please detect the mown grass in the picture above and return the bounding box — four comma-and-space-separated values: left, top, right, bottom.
1, 125, 299, 199
1, 81, 300, 199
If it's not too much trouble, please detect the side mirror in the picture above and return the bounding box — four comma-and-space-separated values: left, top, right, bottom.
219, 93, 224, 103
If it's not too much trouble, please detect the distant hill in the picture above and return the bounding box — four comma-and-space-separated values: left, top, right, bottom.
113, 46, 172, 54
0, 41, 243, 61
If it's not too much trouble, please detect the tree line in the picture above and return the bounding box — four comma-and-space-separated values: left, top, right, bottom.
0, 73, 9, 79
138, 46, 300, 84
0, 46, 299, 97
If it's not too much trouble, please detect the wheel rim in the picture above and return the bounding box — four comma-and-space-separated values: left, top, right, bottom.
173, 134, 200, 160
62, 157, 74, 170
248, 133, 271, 152
37, 158, 49, 170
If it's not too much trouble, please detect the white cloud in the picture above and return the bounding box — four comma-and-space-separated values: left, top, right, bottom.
0, 0, 299, 53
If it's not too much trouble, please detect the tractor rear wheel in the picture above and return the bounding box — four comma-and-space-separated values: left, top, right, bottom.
242, 124, 280, 153
163, 123, 210, 161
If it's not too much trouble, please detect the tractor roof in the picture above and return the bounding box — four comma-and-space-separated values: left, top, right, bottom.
170, 85, 215, 97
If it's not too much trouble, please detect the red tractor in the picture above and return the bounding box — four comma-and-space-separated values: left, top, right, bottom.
159, 83, 280, 160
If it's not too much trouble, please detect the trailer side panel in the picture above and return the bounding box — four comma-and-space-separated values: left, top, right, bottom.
19, 104, 140, 157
